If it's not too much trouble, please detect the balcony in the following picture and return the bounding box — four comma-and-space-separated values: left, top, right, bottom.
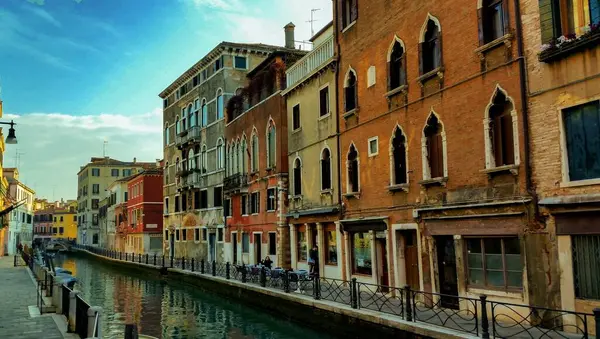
223, 173, 249, 193
286, 35, 335, 90
175, 126, 201, 149
177, 171, 207, 190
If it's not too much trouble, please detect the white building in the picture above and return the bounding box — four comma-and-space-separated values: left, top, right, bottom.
4, 168, 35, 254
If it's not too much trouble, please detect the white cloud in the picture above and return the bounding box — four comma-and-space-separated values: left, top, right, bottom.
3, 109, 163, 200
23, 6, 61, 27
26, 0, 45, 6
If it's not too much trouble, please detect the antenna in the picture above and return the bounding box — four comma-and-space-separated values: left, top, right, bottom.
307, 8, 321, 37
103, 138, 108, 157
14, 148, 25, 168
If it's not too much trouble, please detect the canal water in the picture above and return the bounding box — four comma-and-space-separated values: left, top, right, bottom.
54, 253, 332, 339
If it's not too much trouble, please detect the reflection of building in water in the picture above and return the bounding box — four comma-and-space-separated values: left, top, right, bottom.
60, 259, 77, 277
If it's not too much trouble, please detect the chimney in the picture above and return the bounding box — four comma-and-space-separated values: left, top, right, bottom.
284, 22, 295, 49
133, 157, 137, 163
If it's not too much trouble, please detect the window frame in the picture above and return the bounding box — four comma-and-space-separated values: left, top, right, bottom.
292, 103, 301, 131
390, 125, 409, 186
266, 187, 277, 212
319, 85, 330, 118
234, 56, 247, 69
464, 236, 523, 291
293, 157, 302, 196
368, 136, 379, 157
347, 144, 360, 194
419, 16, 443, 76
478, 0, 509, 45
321, 147, 332, 191
387, 37, 407, 91
344, 68, 358, 113
351, 231, 372, 275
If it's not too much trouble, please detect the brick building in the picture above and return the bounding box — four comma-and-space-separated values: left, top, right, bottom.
334, 0, 535, 311
125, 168, 164, 255
224, 25, 307, 267
521, 0, 600, 330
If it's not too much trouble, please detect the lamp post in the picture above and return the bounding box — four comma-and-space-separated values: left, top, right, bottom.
0, 120, 18, 144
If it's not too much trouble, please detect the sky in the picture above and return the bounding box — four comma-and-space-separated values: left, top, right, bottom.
0, 0, 333, 201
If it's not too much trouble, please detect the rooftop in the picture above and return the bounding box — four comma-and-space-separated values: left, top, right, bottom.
78, 157, 157, 175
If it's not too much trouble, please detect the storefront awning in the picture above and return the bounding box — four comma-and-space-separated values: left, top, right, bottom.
339, 216, 387, 233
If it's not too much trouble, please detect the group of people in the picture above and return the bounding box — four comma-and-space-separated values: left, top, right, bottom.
260, 245, 321, 277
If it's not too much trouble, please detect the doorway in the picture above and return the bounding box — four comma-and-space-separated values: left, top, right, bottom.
376, 237, 389, 290
208, 233, 216, 262
254, 233, 262, 264
403, 230, 420, 290
435, 236, 459, 309
232, 233, 238, 265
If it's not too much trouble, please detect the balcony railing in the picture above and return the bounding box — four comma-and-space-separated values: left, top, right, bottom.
176, 171, 207, 190
286, 35, 334, 89
175, 126, 201, 147
223, 173, 249, 193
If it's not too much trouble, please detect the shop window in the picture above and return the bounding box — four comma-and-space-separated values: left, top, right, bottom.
325, 229, 337, 265
297, 228, 307, 261
242, 233, 250, 253
352, 232, 372, 275
572, 235, 600, 299
466, 237, 522, 289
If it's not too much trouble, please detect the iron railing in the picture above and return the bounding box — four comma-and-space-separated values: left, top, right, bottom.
75, 295, 90, 339
62, 285, 71, 317
75, 244, 600, 338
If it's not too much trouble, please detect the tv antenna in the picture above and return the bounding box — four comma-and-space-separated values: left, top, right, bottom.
103, 138, 108, 157
14, 148, 25, 168
307, 8, 321, 37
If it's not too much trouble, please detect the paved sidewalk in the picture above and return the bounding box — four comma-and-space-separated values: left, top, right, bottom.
0, 256, 64, 339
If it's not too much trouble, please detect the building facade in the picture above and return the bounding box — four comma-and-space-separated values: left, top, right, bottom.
4, 168, 35, 254
76, 157, 155, 246
107, 178, 129, 251
0, 99, 8, 256
224, 40, 307, 267
159, 41, 283, 261
125, 169, 164, 255
282, 23, 343, 278
521, 0, 600, 332
33, 209, 53, 242
333, 0, 538, 313
53, 203, 77, 240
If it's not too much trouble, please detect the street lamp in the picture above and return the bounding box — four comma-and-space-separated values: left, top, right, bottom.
0, 120, 18, 144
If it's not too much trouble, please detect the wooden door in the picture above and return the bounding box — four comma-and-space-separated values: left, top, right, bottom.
436, 236, 459, 309
403, 231, 420, 290
378, 239, 389, 291
232, 233, 238, 265
254, 234, 262, 264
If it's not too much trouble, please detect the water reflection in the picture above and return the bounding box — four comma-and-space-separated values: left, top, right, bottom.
54, 253, 330, 339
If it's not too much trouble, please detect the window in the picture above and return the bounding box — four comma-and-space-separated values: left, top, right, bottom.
201, 145, 208, 173
488, 89, 515, 167
216, 139, 224, 169
92, 214, 98, 226
188, 148, 196, 171
92, 199, 99, 210
165, 230, 169, 241
344, 70, 357, 112
540, 0, 600, 43
572, 235, 600, 299
176, 229, 180, 241
292, 104, 301, 130
391, 126, 408, 185
420, 18, 442, 74
201, 69, 207, 81
388, 40, 406, 90
266, 188, 277, 211
347, 144, 360, 193
194, 228, 200, 242
73, 215, 76, 221
123, 169, 131, 177
165, 198, 169, 214
368, 137, 378, 156
193, 75, 199, 87
241, 194, 248, 215
424, 113, 445, 179
60, 216, 64, 222
200, 190, 208, 209
352, 232, 372, 275
189, 103, 196, 127
250, 192, 260, 214
242, 233, 250, 253
53, 216, 57, 222
234, 56, 247, 69
92, 184, 99, 194
297, 228, 307, 261
479, 0, 507, 44
321, 148, 332, 190
466, 237, 522, 289
175, 116, 181, 134
267, 123, 276, 168
181, 108, 187, 131
563, 101, 600, 181
341, 0, 358, 29
325, 229, 337, 265
124, 191, 128, 201
319, 86, 330, 117
293, 158, 302, 196
214, 55, 223, 72
251, 133, 259, 172
268, 232, 276, 255
201, 99, 208, 127
213, 186, 223, 207
92, 168, 100, 176
165, 125, 170, 145
240, 139, 247, 174
217, 90, 224, 120
175, 196, 180, 212
163, 98, 169, 108
59, 227, 64, 234
224, 198, 232, 217
182, 229, 187, 241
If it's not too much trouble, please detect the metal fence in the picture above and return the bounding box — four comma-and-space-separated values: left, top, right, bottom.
76, 245, 600, 338
75, 295, 90, 339
62, 285, 71, 317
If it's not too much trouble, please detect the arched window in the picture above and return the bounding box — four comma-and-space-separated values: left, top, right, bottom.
388, 39, 406, 90
164, 161, 169, 184
344, 69, 357, 112
423, 113, 446, 179
181, 108, 187, 131
420, 18, 442, 74
229, 144, 234, 176
293, 158, 302, 196
175, 157, 180, 185
164, 124, 170, 146
201, 144, 208, 174
391, 126, 408, 185
251, 132, 259, 172
194, 145, 200, 172
233, 142, 239, 174
188, 148, 195, 171
216, 139, 224, 170
201, 99, 208, 127
175, 116, 181, 134
487, 88, 515, 167
216, 89, 224, 120
347, 144, 359, 193
190, 102, 196, 127
241, 138, 247, 174
321, 148, 332, 190
267, 122, 276, 168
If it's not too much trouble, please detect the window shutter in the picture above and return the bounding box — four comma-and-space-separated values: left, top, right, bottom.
502, 0, 510, 35
435, 35, 443, 68
338, 0, 345, 30
418, 43, 424, 75
493, 116, 503, 166
351, 0, 358, 22
477, 8, 485, 45
387, 62, 392, 90
539, 0, 557, 44
354, 81, 358, 108
401, 55, 407, 86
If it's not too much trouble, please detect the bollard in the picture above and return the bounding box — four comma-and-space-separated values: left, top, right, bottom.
162, 255, 165, 267
191, 258, 195, 272
260, 267, 266, 287
201, 260, 205, 274
138, 253, 141, 263
351, 278, 358, 309
154, 254, 157, 266
313, 274, 321, 300
226, 262, 230, 280
481, 295, 490, 339
593, 308, 600, 339
120, 252, 122, 260
212, 261, 216, 276
405, 285, 413, 322
145, 254, 148, 265
170, 256, 174, 268
87, 306, 102, 339
68, 290, 81, 333
283, 271, 290, 293
182, 257, 186, 270
242, 266, 247, 283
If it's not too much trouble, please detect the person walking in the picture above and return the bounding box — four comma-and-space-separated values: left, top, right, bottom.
308, 245, 319, 277
17, 243, 23, 254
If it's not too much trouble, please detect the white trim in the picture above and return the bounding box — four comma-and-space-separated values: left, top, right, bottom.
386, 35, 406, 62
367, 136, 379, 157
389, 124, 410, 186
421, 110, 448, 180
483, 84, 520, 169
344, 66, 357, 88
346, 143, 361, 193
419, 13, 442, 43
341, 20, 356, 34
391, 224, 424, 291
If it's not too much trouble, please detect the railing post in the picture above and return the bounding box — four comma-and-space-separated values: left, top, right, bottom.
283, 271, 290, 293
87, 306, 102, 339
313, 274, 321, 300
154, 254, 157, 266
212, 261, 216, 276
170, 256, 174, 268
404, 285, 413, 321
139, 253, 141, 263
242, 266, 247, 283
481, 295, 490, 339
260, 267, 266, 287
191, 258, 195, 272
226, 262, 230, 280
119, 252, 122, 260
68, 290, 81, 333
145, 254, 148, 265
593, 308, 600, 339
13, 255, 16, 267
201, 259, 205, 274
182, 257, 186, 270
162, 255, 165, 267
351, 278, 358, 309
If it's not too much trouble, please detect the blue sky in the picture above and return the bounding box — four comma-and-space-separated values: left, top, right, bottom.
0, 0, 332, 200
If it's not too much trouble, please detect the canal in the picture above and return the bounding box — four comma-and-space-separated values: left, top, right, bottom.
54, 253, 333, 339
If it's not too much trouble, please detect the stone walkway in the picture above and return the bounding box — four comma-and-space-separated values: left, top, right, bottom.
0, 256, 64, 339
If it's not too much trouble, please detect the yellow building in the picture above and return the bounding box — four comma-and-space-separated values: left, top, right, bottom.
52, 202, 78, 240
0, 99, 10, 256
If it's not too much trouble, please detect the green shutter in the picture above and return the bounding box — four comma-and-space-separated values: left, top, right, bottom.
539, 0, 556, 44
591, 0, 600, 25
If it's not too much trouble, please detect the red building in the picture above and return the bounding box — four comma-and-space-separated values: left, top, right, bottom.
125, 168, 164, 255
224, 47, 306, 267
